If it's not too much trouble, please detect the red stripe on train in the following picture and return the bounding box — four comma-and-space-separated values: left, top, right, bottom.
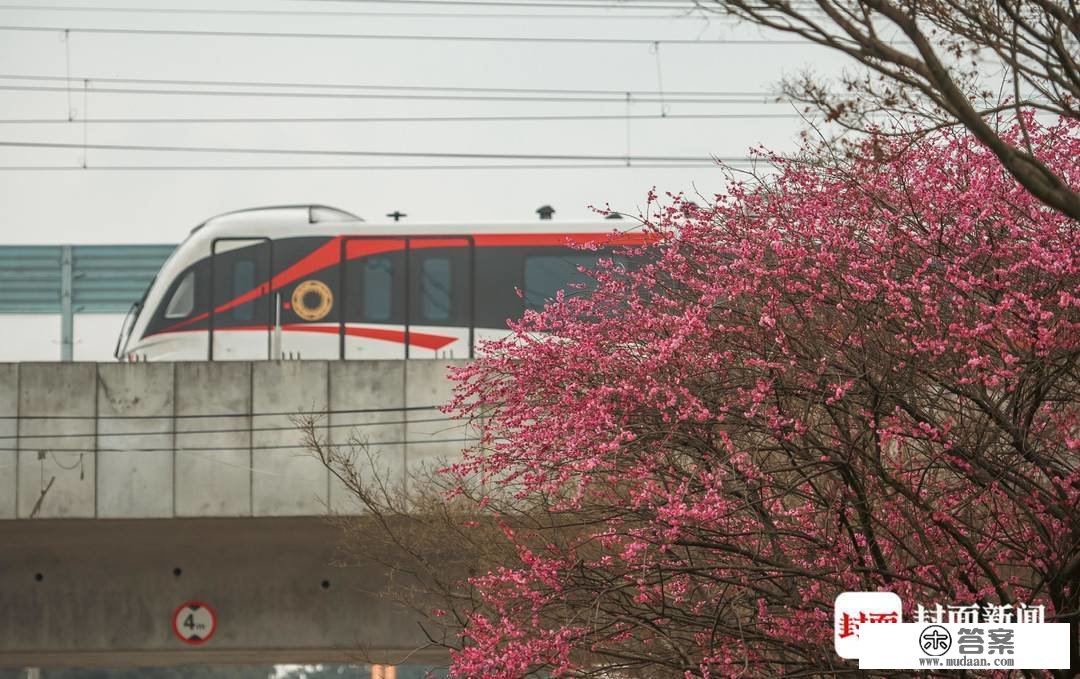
286, 323, 457, 350
162, 236, 346, 333
148, 324, 457, 350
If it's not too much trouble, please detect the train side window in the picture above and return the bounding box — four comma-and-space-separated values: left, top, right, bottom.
420, 256, 452, 321
163, 271, 195, 318
233, 259, 255, 321
523, 254, 600, 310
363, 256, 393, 322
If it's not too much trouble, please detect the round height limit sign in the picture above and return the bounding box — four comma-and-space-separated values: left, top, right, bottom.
172, 601, 217, 645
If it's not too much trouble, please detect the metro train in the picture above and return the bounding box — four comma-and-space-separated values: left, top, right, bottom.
115, 204, 648, 361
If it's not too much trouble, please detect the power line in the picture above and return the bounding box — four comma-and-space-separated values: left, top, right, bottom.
0, 403, 442, 420
0, 24, 813, 45
0, 139, 742, 162
0, 112, 804, 124
0, 3, 720, 20
309, 0, 832, 17
313, 0, 813, 10
1, 414, 458, 440
2, 1, 705, 12
0, 436, 475, 453
0, 83, 779, 103
0, 163, 734, 170
0, 72, 775, 97
326, 0, 816, 5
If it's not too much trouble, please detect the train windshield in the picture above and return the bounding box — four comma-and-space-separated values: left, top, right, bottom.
113, 276, 155, 359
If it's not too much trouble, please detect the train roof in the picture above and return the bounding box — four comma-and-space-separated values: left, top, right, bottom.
160, 203, 641, 303
189, 204, 632, 238
190, 204, 363, 234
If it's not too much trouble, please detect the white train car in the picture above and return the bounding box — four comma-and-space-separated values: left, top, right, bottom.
115, 205, 647, 361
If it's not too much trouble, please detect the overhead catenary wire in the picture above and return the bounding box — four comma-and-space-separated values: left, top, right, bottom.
325, 0, 812, 6
0, 24, 816, 45
0, 414, 458, 440
0, 162, 740, 170
304, 0, 826, 11
0, 437, 477, 453
0, 403, 443, 420
0, 2, 728, 20
0, 0, 830, 15
0, 140, 745, 163
0, 84, 781, 103
0, 112, 807, 124
0, 72, 776, 98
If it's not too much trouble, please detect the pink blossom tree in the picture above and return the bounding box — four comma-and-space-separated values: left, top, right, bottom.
441, 118, 1079, 677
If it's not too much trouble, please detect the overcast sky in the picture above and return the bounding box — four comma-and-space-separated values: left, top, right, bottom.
0, 0, 847, 245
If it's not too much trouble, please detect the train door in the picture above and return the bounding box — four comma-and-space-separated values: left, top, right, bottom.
341, 237, 473, 360
209, 238, 273, 360
407, 237, 473, 359
342, 237, 406, 360
275, 238, 342, 360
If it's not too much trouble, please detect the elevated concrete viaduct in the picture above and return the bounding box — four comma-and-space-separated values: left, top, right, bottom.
0, 517, 447, 668
0, 361, 471, 668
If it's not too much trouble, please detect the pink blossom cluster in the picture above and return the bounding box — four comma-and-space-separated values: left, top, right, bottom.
444, 118, 1079, 677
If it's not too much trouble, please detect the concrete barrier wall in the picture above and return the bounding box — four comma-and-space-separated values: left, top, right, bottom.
0, 364, 17, 519
0, 360, 472, 520
98, 362, 175, 519
0, 517, 447, 667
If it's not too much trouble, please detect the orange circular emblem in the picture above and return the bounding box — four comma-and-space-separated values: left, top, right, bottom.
291, 279, 333, 321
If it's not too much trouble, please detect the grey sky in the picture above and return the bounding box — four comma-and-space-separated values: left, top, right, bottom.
0, 0, 845, 245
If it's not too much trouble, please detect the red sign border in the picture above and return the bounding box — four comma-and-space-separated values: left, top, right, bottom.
172, 600, 218, 645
